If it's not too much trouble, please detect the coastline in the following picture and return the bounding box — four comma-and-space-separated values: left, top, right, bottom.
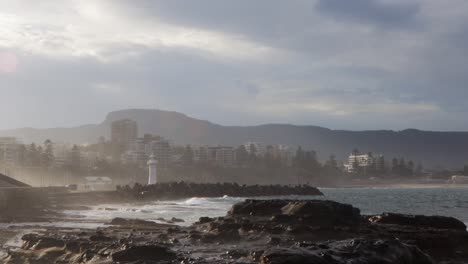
2, 198, 468, 263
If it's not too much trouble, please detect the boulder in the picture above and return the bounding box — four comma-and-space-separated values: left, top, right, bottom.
111, 245, 177, 262
229, 200, 290, 216
281, 200, 361, 226
369, 213, 467, 231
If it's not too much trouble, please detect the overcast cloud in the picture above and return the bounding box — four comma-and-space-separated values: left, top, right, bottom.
0, 0, 467, 130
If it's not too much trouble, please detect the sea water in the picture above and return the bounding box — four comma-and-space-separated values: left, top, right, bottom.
5, 187, 468, 228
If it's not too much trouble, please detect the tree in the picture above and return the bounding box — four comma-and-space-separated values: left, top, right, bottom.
236, 145, 249, 168
248, 143, 259, 167
352, 148, 360, 155
17, 144, 26, 166
42, 139, 54, 168
391, 158, 399, 175
376, 155, 386, 175
407, 160, 415, 177
69, 145, 81, 172
398, 158, 407, 177
415, 163, 424, 177
264, 145, 280, 169
321, 155, 342, 183
325, 155, 338, 169
293, 146, 305, 168
27, 143, 40, 167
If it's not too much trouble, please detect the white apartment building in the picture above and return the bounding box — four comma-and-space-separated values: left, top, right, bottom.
345, 153, 383, 173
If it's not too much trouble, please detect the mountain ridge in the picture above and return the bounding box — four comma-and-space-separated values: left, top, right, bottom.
0, 108, 467, 168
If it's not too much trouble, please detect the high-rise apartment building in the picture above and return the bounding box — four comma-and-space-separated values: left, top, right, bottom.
111, 119, 138, 150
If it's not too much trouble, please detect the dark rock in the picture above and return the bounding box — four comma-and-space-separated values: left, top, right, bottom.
109, 217, 168, 227
111, 245, 176, 262
271, 214, 296, 223
229, 199, 290, 216
281, 200, 361, 227
198, 217, 214, 224
268, 237, 282, 245
222, 249, 249, 259
369, 213, 467, 231
22, 234, 65, 250
261, 239, 435, 264
89, 234, 113, 242
65, 241, 81, 253
171, 217, 185, 223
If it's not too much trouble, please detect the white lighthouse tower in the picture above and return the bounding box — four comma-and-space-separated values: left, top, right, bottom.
147, 154, 158, 185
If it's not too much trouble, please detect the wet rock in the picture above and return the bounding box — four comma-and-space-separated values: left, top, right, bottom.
282, 200, 361, 227
22, 234, 65, 250
261, 239, 435, 264
198, 217, 214, 224
369, 213, 467, 231
229, 199, 290, 216
89, 234, 114, 242
111, 245, 177, 262
268, 237, 282, 245
65, 241, 81, 253
222, 249, 249, 259
171, 217, 185, 223
109, 217, 168, 227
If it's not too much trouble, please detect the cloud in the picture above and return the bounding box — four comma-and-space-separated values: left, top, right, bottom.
316, 0, 420, 28
0, 2, 280, 63
0, 0, 467, 131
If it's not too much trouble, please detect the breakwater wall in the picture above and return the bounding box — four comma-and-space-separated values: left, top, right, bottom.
120, 182, 324, 200
50, 182, 323, 206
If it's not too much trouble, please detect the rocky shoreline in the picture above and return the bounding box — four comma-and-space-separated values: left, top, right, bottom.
2, 199, 468, 263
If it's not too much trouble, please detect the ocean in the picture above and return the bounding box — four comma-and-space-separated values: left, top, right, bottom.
3, 187, 468, 229
53, 186, 468, 228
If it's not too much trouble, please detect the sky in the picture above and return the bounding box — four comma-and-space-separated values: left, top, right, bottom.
0, 0, 468, 131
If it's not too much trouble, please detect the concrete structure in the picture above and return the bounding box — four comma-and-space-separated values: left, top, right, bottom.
345, 153, 382, 173
207, 146, 236, 167
193, 146, 208, 163
147, 154, 158, 185
111, 119, 138, 150
82, 176, 114, 191
451, 175, 468, 184
122, 135, 171, 168
244, 142, 266, 157
0, 137, 22, 166
147, 138, 171, 168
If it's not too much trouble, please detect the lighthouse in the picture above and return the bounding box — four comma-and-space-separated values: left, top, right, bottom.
147, 154, 158, 185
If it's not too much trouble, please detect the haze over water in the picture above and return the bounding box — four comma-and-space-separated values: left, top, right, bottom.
43, 187, 468, 228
